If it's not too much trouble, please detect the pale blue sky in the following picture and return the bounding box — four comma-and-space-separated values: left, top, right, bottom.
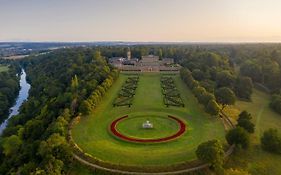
1, 0, 281, 42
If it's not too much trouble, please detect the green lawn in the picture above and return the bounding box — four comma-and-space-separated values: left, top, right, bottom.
225, 89, 281, 175
72, 73, 225, 167
0, 65, 9, 73
116, 115, 180, 139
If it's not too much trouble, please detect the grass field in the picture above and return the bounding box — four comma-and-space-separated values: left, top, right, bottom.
224, 89, 281, 175
0, 65, 9, 73
72, 73, 225, 168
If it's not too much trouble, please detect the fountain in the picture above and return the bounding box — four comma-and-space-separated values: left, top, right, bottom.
142, 120, 153, 129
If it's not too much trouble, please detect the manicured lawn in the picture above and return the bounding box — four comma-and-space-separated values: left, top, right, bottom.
224, 89, 281, 175
0, 65, 9, 73
72, 73, 225, 167
116, 115, 180, 139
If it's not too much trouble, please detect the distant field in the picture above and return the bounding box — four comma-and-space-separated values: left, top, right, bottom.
72, 73, 225, 169
225, 89, 281, 175
0, 65, 9, 72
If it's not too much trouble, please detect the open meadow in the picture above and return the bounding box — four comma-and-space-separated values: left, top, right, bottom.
224, 89, 281, 175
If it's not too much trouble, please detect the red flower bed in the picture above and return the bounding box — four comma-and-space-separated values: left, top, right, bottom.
110, 115, 186, 143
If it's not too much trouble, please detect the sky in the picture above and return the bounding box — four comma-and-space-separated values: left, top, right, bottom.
0, 0, 281, 42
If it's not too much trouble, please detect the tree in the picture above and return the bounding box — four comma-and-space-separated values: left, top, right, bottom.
216, 71, 236, 88
237, 119, 255, 134
206, 100, 220, 116
235, 76, 253, 100
215, 87, 236, 110
200, 80, 215, 93
201, 92, 215, 106
226, 127, 250, 149
237, 111, 252, 121
38, 134, 72, 174
71, 75, 79, 96
23, 119, 45, 140
0, 92, 8, 116
261, 128, 281, 154
192, 69, 205, 81
270, 95, 281, 115
79, 100, 92, 115
2, 135, 22, 156
196, 140, 225, 174
193, 86, 206, 102
240, 61, 262, 82
237, 111, 255, 133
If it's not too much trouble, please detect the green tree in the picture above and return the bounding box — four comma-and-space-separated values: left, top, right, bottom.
201, 92, 215, 106
216, 71, 236, 88
215, 87, 236, 110
23, 119, 45, 140
270, 94, 281, 115
235, 76, 253, 100
261, 128, 281, 154
0, 92, 8, 116
226, 127, 250, 149
2, 135, 22, 156
192, 69, 205, 81
236, 111, 255, 133
206, 100, 220, 116
240, 61, 262, 82
196, 140, 225, 174
79, 100, 92, 115
200, 80, 215, 93
71, 75, 79, 95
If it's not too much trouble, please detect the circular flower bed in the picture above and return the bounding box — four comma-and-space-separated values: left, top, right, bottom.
110, 115, 186, 143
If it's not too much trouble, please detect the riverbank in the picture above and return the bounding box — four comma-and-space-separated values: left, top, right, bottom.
0, 69, 31, 135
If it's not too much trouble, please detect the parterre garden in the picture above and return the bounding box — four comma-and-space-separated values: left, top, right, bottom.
161, 76, 184, 107
71, 72, 226, 172
113, 76, 139, 107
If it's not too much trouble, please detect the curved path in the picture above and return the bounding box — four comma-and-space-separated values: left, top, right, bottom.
73, 153, 209, 175
110, 115, 186, 143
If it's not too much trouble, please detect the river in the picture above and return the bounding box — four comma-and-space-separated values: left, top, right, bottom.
0, 69, 31, 135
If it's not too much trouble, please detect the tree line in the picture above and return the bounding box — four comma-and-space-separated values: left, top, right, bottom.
179, 51, 253, 116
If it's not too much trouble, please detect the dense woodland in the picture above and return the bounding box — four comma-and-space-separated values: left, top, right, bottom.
0, 45, 281, 174
0, 60, 20, 122
0, 48, 118, 174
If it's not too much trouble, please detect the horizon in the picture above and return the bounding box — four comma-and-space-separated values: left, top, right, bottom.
1, 41, 281, 44
1, 0, 281, 42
